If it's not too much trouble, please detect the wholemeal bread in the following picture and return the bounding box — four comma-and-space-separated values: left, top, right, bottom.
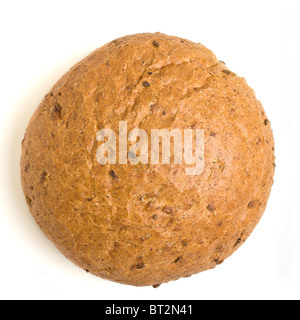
21, 33, 275, 287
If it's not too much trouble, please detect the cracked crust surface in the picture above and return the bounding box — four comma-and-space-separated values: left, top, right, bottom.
21, 33, 275, 286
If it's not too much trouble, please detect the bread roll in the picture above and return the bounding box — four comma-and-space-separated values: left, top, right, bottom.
21, 33, 275, 286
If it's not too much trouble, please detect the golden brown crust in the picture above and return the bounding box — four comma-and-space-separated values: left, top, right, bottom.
21, 33, 275, 286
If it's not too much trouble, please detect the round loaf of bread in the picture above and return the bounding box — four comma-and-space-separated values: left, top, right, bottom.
21, 33, 275, 287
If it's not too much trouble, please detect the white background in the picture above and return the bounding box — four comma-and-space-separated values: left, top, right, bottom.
0, 0, 299, 300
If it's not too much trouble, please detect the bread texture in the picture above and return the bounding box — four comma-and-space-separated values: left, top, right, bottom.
21, 33, 275, 287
